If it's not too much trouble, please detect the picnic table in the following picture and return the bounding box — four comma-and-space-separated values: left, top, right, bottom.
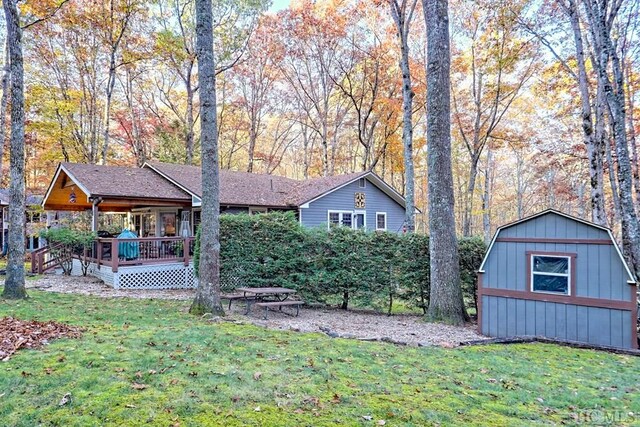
235, 287, 303, 318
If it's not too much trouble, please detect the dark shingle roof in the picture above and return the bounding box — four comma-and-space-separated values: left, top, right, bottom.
146, 162, 368, 207
0, 189, 42, 206
61, 163, 191, 201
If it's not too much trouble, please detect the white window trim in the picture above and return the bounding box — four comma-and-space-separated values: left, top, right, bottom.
375, 212, 387, 231
530, 254, 571, 296
327, 210, 356, 230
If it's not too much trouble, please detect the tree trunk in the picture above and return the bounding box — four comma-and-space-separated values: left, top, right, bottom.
189, 0, 224, 316
463, 155, 480, 236
423, 0, 466, 324
101, 50, 117, 165
0, 41, 9, 183
625, 64, 640, 211
247, 118, 257, 173
390, 0, 418, 233
185, 69, 195, 165
2, 0, 27, 300
583, 0, 640, 276
567, 0, 607, 225
482, 147, 493, 244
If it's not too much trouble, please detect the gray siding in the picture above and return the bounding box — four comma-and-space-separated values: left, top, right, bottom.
483, 213, 631, 301
481, 295, 633, 349
300, 177, 405, 232
499, 213, 610, 239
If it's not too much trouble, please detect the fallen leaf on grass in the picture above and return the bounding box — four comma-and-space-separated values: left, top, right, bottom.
253, 372, 262, 381
125, 404, 137, 409
377, 421, 386, 425
362, 415, 373, 421
58, 393, 71, 406
331, 394, 341, 404
131, 383, 148, 390
254, 406, 261, 412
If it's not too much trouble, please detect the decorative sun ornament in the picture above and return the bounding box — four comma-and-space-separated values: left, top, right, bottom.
69, 189, 77, 204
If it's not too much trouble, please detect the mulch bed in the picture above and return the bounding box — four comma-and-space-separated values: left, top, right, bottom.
0, 317, 82, 361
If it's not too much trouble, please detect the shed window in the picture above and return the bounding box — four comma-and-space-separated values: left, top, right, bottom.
358, 178, 366, 188
531, 255, 570, 295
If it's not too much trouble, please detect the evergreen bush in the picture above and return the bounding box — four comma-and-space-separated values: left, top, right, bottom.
193, 211, 486, 314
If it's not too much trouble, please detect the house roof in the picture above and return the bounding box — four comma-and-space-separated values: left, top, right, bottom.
42, 161, 407, 211
478, 209, 636, 283
145, 162, 299, 207
145, 162, 373, 208
0, 189, 42, 206
57, 163, 192, 201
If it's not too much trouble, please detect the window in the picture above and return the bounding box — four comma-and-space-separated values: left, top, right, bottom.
329, 212, 340, 226
358, 178, 366, 188
192, 210, 201, 235
328, 211, 355, 229
530, 254, 571, 295
249, 207, 268, 215
342, 212, 352, 228
376, 212, 387, 231
160, 212, 177, 237
354, 212, 366, 229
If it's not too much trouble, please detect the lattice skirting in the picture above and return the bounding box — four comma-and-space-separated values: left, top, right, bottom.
72, 260, 195, 290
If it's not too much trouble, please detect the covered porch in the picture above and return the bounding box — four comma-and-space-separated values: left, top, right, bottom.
41, 163, 199, 289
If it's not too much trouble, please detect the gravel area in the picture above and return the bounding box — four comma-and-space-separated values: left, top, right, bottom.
25, 275, 195, 300
15, 274, 487, 347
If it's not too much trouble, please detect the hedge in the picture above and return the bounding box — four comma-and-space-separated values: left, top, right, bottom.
194, 212, 486, 314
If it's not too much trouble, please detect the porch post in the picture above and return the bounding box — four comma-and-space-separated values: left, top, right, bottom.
91, 197, 102, 233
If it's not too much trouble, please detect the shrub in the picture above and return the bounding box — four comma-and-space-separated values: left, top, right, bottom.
40, 228, 96, 275
194, 212, 487, 315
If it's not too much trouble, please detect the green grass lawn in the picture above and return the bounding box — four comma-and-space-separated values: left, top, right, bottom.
1, 290, 639, 426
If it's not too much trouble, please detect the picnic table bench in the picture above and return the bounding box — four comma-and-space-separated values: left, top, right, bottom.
235, 287, 304, 318
254, 300, 304, 319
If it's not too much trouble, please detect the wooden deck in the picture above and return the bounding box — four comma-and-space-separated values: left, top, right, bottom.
32, 236, 195, 274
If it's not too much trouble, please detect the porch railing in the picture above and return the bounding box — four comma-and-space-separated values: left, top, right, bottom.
93, 237, 195, 273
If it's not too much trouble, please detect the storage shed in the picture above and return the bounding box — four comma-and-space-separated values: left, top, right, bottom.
477, 210, 638, 349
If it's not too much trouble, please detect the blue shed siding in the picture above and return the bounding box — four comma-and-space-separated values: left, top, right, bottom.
483, 213, 631, 301
480, 211, 637, 349
481, 295, 632, 348
299, 177, 405, 232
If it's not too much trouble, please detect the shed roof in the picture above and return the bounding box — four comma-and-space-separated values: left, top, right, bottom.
478, 209, 636, 283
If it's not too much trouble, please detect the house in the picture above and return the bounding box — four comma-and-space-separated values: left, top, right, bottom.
0, 190, 45, 254
477, 209, 638, 349
37, 161, 409, 289
43, 161, 409, 236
